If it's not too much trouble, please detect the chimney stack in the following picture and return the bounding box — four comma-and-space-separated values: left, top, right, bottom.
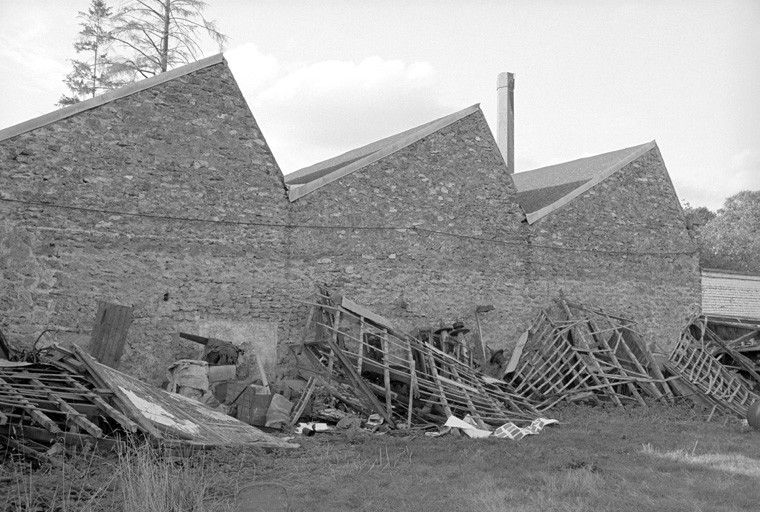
497, 72, 515, 173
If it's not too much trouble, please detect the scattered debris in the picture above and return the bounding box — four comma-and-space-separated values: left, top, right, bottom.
666, 316, 760, 417
294, 288, 540, 432
0, 338, 298, 464
503, 300, 675, 410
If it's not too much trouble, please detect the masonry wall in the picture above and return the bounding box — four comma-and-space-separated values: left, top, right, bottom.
0, 64, 700, 382
0, 61, 293, 382
524, 146, 700, 350
285, 110, 535, 350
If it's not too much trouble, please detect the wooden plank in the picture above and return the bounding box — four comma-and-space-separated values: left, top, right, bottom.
89, 301, 133, 369
73, 345, 298, 447
446, 363, 487, 429
1, 436, 81, 475
62, 375, 138, 433
357, 322, 365, 375
381, 329, 393, 417
340, 297, 396, 331
29, 378, 103, 438
0, 376, 62, 433
327, 310, 340, 375
406, 338, 417, 428
0, 327, 11, 359
322, 331, 396, 428
289, 377, 316, 426
73, 345, 164, 439
422, 344, 454, 418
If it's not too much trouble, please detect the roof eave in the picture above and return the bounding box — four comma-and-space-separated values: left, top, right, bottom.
525, 140, 657, 224
0, 53, 225, 143
286, 104, 482, 202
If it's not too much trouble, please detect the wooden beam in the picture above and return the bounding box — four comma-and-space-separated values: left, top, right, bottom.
62, 375, 138, 433
0, 376, 62, 433
89, 302, 133, 369
71, 345, 164, 439
289, 377, 316, 426
322, 330, 396, 428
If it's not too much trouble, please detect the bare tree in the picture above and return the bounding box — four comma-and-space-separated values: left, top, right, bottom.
58, 0, 122, 106
109, 0, 228, 79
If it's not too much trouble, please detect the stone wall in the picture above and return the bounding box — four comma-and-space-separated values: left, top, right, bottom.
524, 146, 700, 349
0, 60, 700, 381
0, 61, 292, 382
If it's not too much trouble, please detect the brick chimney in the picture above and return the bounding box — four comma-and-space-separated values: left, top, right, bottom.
497, 72, 515, 173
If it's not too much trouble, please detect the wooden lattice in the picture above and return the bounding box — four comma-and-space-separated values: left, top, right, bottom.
667, 328, 759, 417
299, 290, 538, 428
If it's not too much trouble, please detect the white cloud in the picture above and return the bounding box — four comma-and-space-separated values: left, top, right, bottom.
674, 148, 760, 211
225, 44, 456, 173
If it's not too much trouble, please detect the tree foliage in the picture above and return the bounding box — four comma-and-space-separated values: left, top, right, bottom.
109, 0, 228, 79
693, 191, 760, 273
58, 0, 123, 106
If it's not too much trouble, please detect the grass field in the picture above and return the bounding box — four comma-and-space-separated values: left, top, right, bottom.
3, 403, 760, 511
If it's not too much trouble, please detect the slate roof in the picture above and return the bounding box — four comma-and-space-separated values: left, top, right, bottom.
512, 141, 657, 224
284, 104, 481, 201
702, 268, 760, 321
0, 54, 225, 143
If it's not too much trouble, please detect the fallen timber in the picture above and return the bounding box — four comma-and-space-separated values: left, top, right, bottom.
666, 316, 760, 417
503, 300, 676, 410
297, 289, 539, 429
0, 341, 298, 463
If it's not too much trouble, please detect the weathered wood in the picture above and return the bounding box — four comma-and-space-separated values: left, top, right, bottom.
0, 327, 11, 360
422, 344, 454, 418
62, 375, 138, 433
380, 329, 393, 416
406, 338, 418, 428
1, 436, 81, 475
0, 376, 62, 433
289, 377, 316, 426
89, 301, 133, 369
29, 378, 103, 438
72, 345, 164, 439
322, 331, 396, 428
327, 310, 340, 375
341, 296, 397, 331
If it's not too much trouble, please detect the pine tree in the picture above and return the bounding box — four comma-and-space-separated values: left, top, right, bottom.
109, 0, 228, 79
58, 0, 122, 106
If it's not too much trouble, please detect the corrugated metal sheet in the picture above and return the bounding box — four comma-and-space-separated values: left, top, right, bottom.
702, 270, 760, 320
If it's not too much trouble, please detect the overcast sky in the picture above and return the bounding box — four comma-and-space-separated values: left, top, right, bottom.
1, 0, 758, 210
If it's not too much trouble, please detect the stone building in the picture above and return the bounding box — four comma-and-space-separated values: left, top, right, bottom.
0, 55, 699, 382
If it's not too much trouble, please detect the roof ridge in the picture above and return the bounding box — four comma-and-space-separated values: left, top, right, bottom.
0, 53, 225, 143
286, 104, 481, 202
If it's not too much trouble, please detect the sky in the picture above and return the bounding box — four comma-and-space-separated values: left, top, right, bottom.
1, 0, 758, 211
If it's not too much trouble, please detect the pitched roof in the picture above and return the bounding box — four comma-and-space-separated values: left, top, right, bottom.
284, 104, 481, 201
702, 268, 760, 321
512, 141, 657, 224
0, 54, 225, 143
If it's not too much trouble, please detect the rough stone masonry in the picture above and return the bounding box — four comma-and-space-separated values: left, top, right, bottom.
0, 57, 700, 383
